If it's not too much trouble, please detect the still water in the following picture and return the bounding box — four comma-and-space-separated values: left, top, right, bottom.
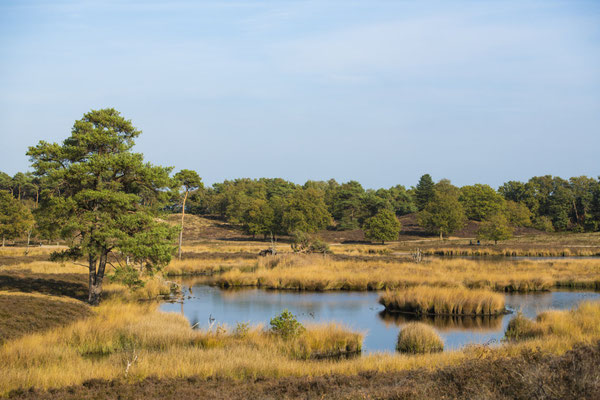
160, 283, 600, 353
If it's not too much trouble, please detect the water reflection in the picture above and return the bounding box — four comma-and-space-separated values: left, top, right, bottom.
378, 310, 503, 332
161, 283, 600, 353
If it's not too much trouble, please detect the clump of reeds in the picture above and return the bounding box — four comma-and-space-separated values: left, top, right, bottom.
286, 323, 363, 360
379, 286, 506, 316
504, 312, 544, 340
103, 276, 176, 302
505, 301, 600, 342
396, 322, 444, 354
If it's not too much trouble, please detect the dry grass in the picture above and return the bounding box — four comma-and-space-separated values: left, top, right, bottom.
181, 242, 288, 254
0, 302, 365, 394
0, 291, 91, 343
103, 276, 176, 302
421, 247, 600, 257
0, 246, 66, 258
163, 258, 257, 276
505, 301, 600, 342
2, 296, 600, 395
396, 323, 444, 354
0, 261, 87, 275
379, 287, 506, 316
202, 254, 600, 292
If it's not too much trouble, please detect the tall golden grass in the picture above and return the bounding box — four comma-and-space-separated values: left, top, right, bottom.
505, 301, 600, 342
163, 257, 257, 276
379, 287, 505, 315
201, 255, 600, 292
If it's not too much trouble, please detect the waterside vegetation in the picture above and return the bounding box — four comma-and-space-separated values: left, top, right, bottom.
379, 287, 506, 316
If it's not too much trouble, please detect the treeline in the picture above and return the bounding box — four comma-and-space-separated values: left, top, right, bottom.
180, 173, 600, 243
2, 168, 600, 244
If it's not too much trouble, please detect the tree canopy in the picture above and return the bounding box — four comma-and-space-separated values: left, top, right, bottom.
0, 191, 34, 246
418, 182, 466, 239
477, 214, 513, 244
363, 208, 401, 244
27, 108, 177, 305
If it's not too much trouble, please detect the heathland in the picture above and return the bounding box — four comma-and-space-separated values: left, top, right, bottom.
2, 109, 600, 399
1, 237, 600, 399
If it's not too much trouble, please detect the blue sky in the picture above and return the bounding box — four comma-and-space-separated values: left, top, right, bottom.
1, 0, 599, 189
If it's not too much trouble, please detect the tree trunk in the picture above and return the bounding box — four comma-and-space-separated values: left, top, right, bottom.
439, 231, 443, 240
2, 236, 4, 247
178, 191, 188, 260
26, 231, 31, 254
88, 254, 98, 305
88, 251, 108, 306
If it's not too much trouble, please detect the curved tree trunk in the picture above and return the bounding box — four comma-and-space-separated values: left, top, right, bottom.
178, 191, 188, 260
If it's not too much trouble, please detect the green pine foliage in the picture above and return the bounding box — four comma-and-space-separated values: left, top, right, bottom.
27, 108, 178, 305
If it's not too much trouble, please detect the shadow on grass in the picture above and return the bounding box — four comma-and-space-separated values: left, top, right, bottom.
0, 274, 88, 301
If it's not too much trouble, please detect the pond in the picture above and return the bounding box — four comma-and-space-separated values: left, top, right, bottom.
160, 282, 600, 353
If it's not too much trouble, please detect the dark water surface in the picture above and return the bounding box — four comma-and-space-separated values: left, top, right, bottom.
160, 284, 600, 353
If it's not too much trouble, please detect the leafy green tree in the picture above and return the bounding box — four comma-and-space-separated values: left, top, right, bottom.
281, 188, 331, 234
331, 181, 365, 230
504, 200, 532, 227
533, 216, 554, 233
477, 214, 513, 244
363, 208, 401, 244
418, 183, 466, 240
0, 172, 12, 194
459, 184, 505, 221
173, 169, 203, 259
546, 179, 573, 231
568, 176, 596, 229
361, 191, 393, 223
11, 172, 30, 201
240, 198, 274, 238
385, 185, 416, 216
0, 191, 34, 246
27, 108, 177, 305
415, 174, 435, 211
589, 179, 600, 231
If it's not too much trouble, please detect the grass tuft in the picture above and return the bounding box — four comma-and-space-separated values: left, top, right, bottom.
396, 323, 444, 354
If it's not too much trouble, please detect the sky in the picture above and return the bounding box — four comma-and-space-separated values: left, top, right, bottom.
1, 0, 599, 189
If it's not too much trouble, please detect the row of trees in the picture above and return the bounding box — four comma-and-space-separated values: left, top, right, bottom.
4, 165, 600, 247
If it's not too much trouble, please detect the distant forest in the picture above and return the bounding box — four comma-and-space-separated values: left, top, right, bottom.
2, 169, 600, 244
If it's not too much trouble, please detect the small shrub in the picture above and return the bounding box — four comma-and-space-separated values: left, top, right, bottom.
504, 312, 544, 340
270, 309, 305, 339
291, 232, 330, 254
234, 322, 250, 338
396, 322, 444, 354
